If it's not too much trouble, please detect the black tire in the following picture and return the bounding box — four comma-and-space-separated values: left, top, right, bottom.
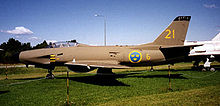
46, 74, 55, 79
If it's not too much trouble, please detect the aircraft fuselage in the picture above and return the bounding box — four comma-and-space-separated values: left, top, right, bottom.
19, 45, 166, 67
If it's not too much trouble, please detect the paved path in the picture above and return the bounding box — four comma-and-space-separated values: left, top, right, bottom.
0, 78, 45, 87
0, 65, 34, 68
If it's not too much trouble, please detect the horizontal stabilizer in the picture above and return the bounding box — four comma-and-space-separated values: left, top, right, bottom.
160, 46, 191, 60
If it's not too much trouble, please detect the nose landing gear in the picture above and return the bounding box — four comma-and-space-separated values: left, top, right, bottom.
46, 68, 55, 79
46, 54, 56, 79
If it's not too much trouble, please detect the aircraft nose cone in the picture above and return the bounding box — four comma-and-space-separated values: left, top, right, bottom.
19, 51, 35, 64
19, 51, 27, 63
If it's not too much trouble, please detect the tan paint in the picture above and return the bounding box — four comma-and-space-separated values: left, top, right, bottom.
19, 16, 191, 69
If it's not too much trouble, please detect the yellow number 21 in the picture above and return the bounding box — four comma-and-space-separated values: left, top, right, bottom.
165, 29, 175, 39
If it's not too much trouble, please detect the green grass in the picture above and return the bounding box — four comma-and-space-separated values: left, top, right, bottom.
0, 62, 220, 105
0, 67, 68, 80
0, 66, 68, 75
100, 85, 220, 105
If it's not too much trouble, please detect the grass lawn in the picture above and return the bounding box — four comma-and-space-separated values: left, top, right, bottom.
0, 62, 220, 105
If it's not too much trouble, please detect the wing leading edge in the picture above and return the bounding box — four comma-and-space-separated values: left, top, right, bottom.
64, 60, 130, 69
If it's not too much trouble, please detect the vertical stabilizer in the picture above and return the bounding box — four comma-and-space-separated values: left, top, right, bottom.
151, 16, 191, 45
212, 32, 220, 41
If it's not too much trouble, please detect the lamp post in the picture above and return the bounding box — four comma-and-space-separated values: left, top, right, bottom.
95, 14, 106, 46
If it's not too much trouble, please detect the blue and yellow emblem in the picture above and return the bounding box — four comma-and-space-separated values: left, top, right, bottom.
129, 50, 142, 63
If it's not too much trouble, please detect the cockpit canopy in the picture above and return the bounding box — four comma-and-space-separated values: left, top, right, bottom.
47, 40, 79, 48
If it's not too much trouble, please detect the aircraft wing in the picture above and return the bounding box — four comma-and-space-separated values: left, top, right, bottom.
64, 60, 130, 69
189, 52, 220, 56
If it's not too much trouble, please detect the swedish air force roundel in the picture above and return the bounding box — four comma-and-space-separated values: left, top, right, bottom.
129, 50, 142, 63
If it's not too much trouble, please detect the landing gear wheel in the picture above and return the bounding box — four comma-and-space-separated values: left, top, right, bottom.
210, 67, 215, 72
46, 68, 55, 79
192, 61, 200, 70
46, 74, 55, 79
202, 68, 207, 72
150, 66, 154, 71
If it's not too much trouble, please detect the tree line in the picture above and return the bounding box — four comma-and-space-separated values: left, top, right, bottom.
0, 38, 48, 64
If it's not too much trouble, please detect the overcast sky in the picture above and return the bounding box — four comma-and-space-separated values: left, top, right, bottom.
0, 0, 220, 46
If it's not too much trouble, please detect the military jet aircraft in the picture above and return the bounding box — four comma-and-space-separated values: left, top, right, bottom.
185, 32, 220, 71
19, 16, 191, 78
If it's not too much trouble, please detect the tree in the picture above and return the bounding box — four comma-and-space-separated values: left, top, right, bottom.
0, 38, 32, 64
33, 40, 48, 49
21, 42, 32, 51
0, 38, 51, 64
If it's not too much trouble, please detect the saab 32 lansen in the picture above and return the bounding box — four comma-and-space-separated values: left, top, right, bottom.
19, 16, 191, 79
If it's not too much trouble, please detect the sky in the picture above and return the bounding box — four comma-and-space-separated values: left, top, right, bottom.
0, 0, 220, 46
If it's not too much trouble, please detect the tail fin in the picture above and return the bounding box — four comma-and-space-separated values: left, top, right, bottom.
151, 16, 191, 45
212, 32, 220, 41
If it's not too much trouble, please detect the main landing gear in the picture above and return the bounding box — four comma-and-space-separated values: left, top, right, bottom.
201, 55, 216, 72
201, 65, 216, 72
192, 55, 216, 72
150, 66, 154, 71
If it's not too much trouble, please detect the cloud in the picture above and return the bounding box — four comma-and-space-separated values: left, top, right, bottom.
28, 36, 40, 40
1, 26, 33, 35
203, 4, 218, 8
15, 35, 21, 38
